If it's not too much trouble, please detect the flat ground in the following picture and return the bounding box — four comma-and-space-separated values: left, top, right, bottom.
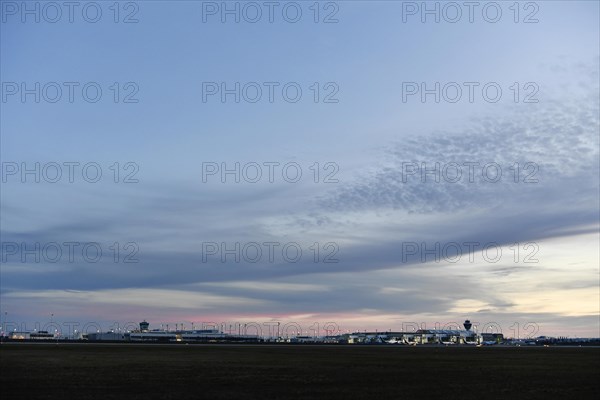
1, 344, 598, 399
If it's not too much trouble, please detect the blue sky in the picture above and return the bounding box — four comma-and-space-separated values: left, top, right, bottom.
1, 0, 599, 337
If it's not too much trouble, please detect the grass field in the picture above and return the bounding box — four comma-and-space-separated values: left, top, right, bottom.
1, 344, 599, 399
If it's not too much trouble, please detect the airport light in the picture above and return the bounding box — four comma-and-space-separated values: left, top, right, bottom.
1, 311, 7, 342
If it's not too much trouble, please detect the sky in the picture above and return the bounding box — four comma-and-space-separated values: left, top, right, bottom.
1, 0, 599, 338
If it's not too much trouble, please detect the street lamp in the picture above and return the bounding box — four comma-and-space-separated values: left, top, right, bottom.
0, 312, 5, 343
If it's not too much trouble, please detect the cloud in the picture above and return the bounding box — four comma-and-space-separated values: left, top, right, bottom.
5, 288, 268, 311
320, 91, 599, 216
1, 59, 598, 337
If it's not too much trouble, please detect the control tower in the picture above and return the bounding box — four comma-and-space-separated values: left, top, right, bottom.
463, 320, 472, 331
139, 320, 150, 332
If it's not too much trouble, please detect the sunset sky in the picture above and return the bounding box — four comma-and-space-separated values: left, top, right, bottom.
1, 1, 598, 338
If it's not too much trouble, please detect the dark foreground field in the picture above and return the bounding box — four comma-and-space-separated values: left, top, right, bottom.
1, 344, 599, 399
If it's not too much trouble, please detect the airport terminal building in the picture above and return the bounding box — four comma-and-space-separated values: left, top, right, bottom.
4, 320, 503, 345
86, 321, 261, 343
